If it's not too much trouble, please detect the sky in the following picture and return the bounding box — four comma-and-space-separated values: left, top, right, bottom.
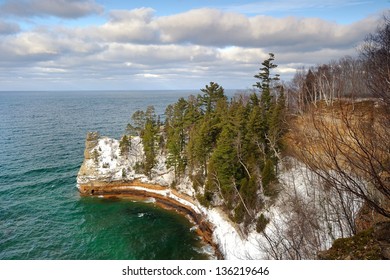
0, 0, 389, 90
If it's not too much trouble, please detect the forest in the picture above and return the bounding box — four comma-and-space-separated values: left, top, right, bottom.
120, 15, 389, 258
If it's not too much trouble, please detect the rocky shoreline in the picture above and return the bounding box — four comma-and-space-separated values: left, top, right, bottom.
76, 132, 263, 260
76, 132, 228, 259
77, 180, 224, 259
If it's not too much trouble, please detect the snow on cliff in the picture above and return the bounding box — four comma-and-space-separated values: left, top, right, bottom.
78, 135, 361, 260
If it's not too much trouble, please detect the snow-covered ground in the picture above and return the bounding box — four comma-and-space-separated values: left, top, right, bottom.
78, 136, 362, 259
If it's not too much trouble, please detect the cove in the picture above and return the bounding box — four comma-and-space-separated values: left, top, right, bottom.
77, 195, 211, 260
78, 181, 222, 259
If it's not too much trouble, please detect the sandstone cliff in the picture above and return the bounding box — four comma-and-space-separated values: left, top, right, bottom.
77, 132, 224, 258
77, 132, 195, 196
77, 132, 378, 260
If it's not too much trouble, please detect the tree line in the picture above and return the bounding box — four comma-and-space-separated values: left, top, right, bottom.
122, 15, 389, 239
126, 53, 287, 230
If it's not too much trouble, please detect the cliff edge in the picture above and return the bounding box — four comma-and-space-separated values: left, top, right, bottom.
77, 132, 374, 260
77, 132, 223, 258
77, 132, 195, 195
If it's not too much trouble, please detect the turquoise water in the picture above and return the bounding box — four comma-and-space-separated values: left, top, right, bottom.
0, 91, 209, 260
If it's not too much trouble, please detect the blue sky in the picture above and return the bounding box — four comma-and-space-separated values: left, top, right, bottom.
96, 0, 386, 23
0, 0, 388, 90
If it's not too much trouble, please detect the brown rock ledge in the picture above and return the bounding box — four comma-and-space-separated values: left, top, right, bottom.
78, 180, 223, 259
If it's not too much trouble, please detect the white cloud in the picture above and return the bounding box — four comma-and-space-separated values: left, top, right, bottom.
34, 66, 68, 73
136, 73, 162, 78
0, 0, 103, 18
278, 67, 298, 74
218, 46, 268, 63
156, 8, 378, 51
60, 7, 378, 51
0, 7, 383, 90
157, 8, 252, 46
95, 8, 158, 43
109, 8, 155, 23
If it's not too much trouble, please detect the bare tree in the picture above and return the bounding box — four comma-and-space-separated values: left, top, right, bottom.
287, 55, 373, 115
337, 56, 369, 99
287, 67, 307, 114
360, 13, 390, 108
254, 157, 360, 259
293, 101, 390, 218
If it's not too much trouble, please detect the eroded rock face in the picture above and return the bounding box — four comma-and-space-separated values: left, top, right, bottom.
84, 131, 99, 159
78, 132, 100, 184
373, 222, 390, 259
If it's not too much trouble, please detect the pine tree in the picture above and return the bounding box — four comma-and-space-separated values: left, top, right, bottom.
268, 87, 287, 162
253, 53, 285, 193
142, 119, 156, 178
119, 134, 130, 158
184, 95, 201, 130
207, 124, 238, 202
165, 98, 188, 178
131, 110, 146, 136
139, 106, 157, 179
262, 158, 276, 196
254, 53, 280, 94
199, 82, 226, 114
246, 96, 264, 161
186, 117, 209, 176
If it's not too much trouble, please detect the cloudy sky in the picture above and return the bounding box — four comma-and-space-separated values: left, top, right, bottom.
0, 0, 388, 90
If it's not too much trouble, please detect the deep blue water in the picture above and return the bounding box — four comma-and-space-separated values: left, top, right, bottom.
0, 90, 212, 260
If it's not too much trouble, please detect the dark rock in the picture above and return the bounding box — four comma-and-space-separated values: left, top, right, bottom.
373, 222, 390, 259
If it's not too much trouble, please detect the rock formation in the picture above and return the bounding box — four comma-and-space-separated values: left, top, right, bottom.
78, 132, 101, 184
84, 131, 99, 159
76, 132, 222, 259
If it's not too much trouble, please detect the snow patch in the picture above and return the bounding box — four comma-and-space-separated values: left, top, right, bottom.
79, 136, 361, 259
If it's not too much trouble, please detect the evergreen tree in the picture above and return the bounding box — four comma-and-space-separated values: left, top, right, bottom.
254, 53, 280, 94
207, 124, 238, 203
246, 96, 264, 161
184, 95, 201, 129
261, 158, 276, 196
131, 110, 146, 136
268, 87, 287, 161
142, 119, 156, 178
199, 82, 226, 114
119, 134, 131, 158
252, 53, 286, 194
165, 98, 188, 178
187, 117, 210, 175
139, 106, 157, 179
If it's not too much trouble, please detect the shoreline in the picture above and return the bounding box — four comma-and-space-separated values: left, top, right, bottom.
77, 180, 224, 260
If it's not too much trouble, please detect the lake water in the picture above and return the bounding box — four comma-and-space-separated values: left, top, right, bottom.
0, 90, 220, 260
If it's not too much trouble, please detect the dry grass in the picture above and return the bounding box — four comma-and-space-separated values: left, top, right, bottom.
284, 98, 390, 219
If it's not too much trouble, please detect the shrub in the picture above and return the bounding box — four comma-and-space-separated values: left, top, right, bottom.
196, 193, 211, 207
256, 214, 270, 233
234, 203, 245, 224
